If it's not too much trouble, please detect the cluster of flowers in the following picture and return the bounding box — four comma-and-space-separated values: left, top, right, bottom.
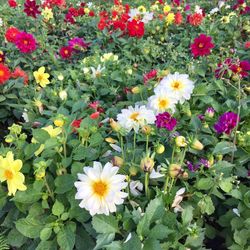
5, 27, 37, 54
0, 63, 28, 85
59, 37, 89, 59
64, 2, 95, 24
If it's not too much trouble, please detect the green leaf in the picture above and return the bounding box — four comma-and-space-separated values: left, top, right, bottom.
123, 233, 141, 250
234, 229, 248, 247
142, 238, 161, 250
36, 240, 57, 250
40, 227, 52, 241
32, 129, 50, 143
15, 218, 44, 238
213, 141, 236, 155
196, 178, 214, 190
94, 233, 115, 250
149, 224, 174, 240
57, 223, 76, 250
52, 200, 65, 216
7, 228, 26, 248
55, 174, 75, 194
92, 214, 119, 234
182, 205, 194, 225
198, 196, 215, 215
219, 178, 233, 193
137, 197, 165, 237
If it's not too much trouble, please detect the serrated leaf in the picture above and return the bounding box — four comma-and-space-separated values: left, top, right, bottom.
57, 223, 75, 250
92, 215, 119, 234
213, 141, 236, 155
52, 200, 64, 216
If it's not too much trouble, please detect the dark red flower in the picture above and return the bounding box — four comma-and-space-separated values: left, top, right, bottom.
188, 13, 203, 26
8, 0, 17, 8
90, 112, 100, 119
24, 0, 41, 18
245, 41, 250, 49
143, 69, 157, 84
230, 60, 250, 78
89, 11, 95, 17
59, 46, 72, 59
127, 20, 144, 38
5, 27, 21, 43
155, 112, 177, 131
65, 13, 75, 24
190, 34, 214, 58
0, 64, 11, 85
71, 119, 82, 130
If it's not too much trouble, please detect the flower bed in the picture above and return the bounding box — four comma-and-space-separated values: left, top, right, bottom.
0, 0, 249, 249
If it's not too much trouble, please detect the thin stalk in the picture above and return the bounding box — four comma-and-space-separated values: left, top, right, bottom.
231, 79, 241, 163
164, 176, 169, 194
132, 132, 136, 162
146, 135, 149, 155
44, 176, 54, 201
168, 178, 175, 194
145, 172, 149, 199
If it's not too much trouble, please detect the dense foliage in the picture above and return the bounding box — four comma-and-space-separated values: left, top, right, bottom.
0, 0, 249, 249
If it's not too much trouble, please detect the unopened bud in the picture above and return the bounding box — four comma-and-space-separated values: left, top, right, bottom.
175, 136, 187, 147
155, 144, 165, 154
54, 119, 64, 127
129, 166, 138, 176
131, 86, 140, 94
112, 156, 124, 167
169, 164, 181, 178
140, 157, 155, 172
110, 118, 121, 132
141, 125, 152, 135
190, 139, 204, 151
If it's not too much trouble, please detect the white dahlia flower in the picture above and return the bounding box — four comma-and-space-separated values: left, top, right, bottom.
117, 105, 156, 133
155, 72, 194, 104
74, 161, 128, 216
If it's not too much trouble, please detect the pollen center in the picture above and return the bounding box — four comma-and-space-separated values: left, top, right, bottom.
171, 80, 183, 91
158, 98, 169, 109
130, 112, 140, 121
4, 170, 13, 180
198, 43, 204, 48
237, 67, 242, 72
0, 70, 4, 76
92, 180, 108, 197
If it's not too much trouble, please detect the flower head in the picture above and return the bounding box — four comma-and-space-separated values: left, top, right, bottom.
33, 66, 50, 87
127, 20, 144, 38
155, 112, 177, 131
117, 105, 156, 133
15, 32, 37, 54
74, 161, 127, 216
190, 34, 214, 58
155, 72, 194, 104
24, 0, 41, 18
0, 63, 11, 85
188, 13, 203, 26
214, 111, 239, 134
0, 151, 27, 196
8, 0, 17, 8
68, 37, 89, 52
5, 27, 21, 43
59, 46, 72, 59
42, 125, 62, 137
11, 67, 29, 85
41, 7, 53, 20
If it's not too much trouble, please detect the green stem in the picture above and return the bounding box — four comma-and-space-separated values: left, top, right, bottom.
171, 145, 176, 163
44, 176, 54, 201
164, 176, 169, 194
180, 148, 187, 166
120, 134, 125, 161
145, 172, 149, 199
231, 79, 241, 163
168, 178, 175, 194
146, 135, 149, 155
132, 132, 136, 162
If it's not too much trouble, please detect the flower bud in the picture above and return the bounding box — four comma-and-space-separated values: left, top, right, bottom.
112, 156, 124, 167
140, 157, 155, 172
5, 135, 14, 143
131, 86, 140, 94
58, 74, 64, 81
54, 119, 64, 127
216, 154, 223, 161
105, 137, 117, 144
141, 125, 152, 135
129, 166, 138, 176
35, 170, 46, 180
109, 118, 121, 132
208, 155, 214, 166
59, 90, 67, 101
175, 136, 187, 147
190, 139, 204, 151
182, 171, 189, 180
169, 164, 182, 178
155, 144, 165, 154
205, 107, 215, 118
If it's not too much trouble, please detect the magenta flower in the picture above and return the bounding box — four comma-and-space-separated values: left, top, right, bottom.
214, 112, 239, 134
15, 32, 37, 53
205, 107, 215, 118
68, 37, 89, 52
155, 112, 177, 131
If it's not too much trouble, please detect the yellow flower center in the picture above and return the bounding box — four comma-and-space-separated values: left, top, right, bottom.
0, 70, 4, 76
64, 50, 68, 55
198, 43, 204, 48
171, 80, 184, 91
23, 40, 28, 45
237, 67, 242, 72
38, 74, 44, 81
130, 112, 140, 121
158, 98, 169, 109
92, 180, 108, 197
4, 170, 13, 180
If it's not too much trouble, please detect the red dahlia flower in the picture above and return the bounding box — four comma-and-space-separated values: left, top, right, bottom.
188, 13, 203, 26
59, 46, 72, 59
190, 34, 214, 58
175, 12, 183, 25
5, 27, 21, 43
11, 67, 29, 85
230, 60, 250, 78
127, 20, 144, 38
15, 32, 37, 54
0, 64, 11, 85
24, 0, 41, 18
8, 0, 17, 8
143, 69, 158, 84
71, 119, 82, 132
245, 41, 250, 49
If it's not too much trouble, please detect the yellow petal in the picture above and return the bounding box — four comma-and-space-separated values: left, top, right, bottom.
12, 159, 23, 172
38, 67, 45, 74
